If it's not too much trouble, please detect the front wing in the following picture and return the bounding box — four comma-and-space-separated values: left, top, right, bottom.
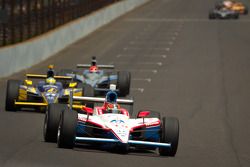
75, 137, 171, 148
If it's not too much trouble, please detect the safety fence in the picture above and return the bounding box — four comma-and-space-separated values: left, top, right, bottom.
0, 0, 121, 47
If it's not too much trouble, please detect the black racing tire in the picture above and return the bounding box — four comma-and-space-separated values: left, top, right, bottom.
57, 108, 78, 149
159, 117, 179, 156
233, 14, 239, 19
107, 71, 118, 85
43, 104, 67, 142
244, 8, 248, 15
5, 80, 22, 111
83, 84, 95, 108
117, 71, 131, 97
137, 110, 161, 119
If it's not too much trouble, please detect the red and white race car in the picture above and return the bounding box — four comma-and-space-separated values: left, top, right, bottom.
44, 85, 179, 156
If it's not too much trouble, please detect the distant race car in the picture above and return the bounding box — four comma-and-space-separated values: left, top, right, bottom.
218, 0, 248, 14
5, 66, 94, 112
44, 85, 179, 156
57, 57, 131, 97
209, 6, 239, 19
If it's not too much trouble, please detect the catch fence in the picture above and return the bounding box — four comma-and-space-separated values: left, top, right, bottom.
0, 0, 121, 46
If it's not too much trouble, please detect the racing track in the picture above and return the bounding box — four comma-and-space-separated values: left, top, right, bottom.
1, 0, 250, 166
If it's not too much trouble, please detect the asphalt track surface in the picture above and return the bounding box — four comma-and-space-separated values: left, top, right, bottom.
1, 0, 250, 166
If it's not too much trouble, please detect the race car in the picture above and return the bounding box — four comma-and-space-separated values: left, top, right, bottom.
44, 85, 179, 156
209, 6, 239, 19
218, 1, 248, 14
57, 56, 131, 97
5, 66, 94, 112
229, 2, 248, 14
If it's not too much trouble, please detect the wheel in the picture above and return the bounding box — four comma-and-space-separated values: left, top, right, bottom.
57, 108, 78, 149
159, 117, 179, 156
244, 8, 248, 15
44, 104, 67, 142
83, 84, 94, 108
232, 14, 239, 19
117, 71, 131, 97
5, 80, 22, 111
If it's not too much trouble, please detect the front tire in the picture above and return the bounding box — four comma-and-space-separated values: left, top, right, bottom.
57, 108, 78, 149
5, 80, 22, 111
44, 104, 67, 142
159, 117, 179, 156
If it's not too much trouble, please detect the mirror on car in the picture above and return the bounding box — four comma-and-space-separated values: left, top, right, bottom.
69, 82, 77, 88
24, 79, 33, 86
137, 111, 150, 118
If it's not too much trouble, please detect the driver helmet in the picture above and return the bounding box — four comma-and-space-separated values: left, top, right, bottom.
104, 91, 120, 113
47, 65, 55, 78
89, 66, 98, 73
46, 77, 56, 85
106, 91, 117, 103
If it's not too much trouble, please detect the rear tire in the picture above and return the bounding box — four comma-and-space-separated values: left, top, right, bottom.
233, 14, 239, 19
244, 8, 248, 15
117, 71, 131, 97
44, 104, 67, 142
57, 108, 78, 149
159, 117, 179, 156
5, 80, 22, 111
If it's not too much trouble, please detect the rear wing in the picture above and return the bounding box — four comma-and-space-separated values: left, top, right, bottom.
69, 91, 134, 115
26, 74, 72, 80
76, 64, 115, 69
73, 96, 134, 105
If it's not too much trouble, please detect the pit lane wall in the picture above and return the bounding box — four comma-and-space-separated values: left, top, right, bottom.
0, 0, 150, 78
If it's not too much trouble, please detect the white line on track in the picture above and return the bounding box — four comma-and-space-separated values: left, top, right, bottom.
129, 69, 158, 74
114, 61, 163, 66
129, 41, 173, 45
116, 54, 167, 58
168, 41, 174, 45
131, 88, 144, 93
132, 78, 151, 82
123, 47, 171, 51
